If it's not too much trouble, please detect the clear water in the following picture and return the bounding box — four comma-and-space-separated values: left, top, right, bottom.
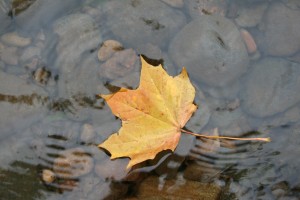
0, 0, 300, 199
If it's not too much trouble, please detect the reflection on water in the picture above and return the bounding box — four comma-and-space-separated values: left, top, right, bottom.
0, 0, 300, 199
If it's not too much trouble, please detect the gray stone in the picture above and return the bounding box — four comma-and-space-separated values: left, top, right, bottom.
261, 2, 300, 56
169, 15, 249, 87
241, 57, 300, 117
102, 0, 186, 49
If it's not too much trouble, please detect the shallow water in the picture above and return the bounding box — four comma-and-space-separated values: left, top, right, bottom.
1, 0, 300, 199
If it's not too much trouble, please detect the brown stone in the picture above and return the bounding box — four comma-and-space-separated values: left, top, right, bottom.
97, 40, 123, 61
136, 175, 221, 200
1, 32, 31, 47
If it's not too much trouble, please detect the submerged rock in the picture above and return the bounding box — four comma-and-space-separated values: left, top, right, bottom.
136, 175, 221, 199
241, 57, 300, 118
260, 2, 300, 56
102, 0, 186, 49
169, 15, 249, 87
1, 32, 31, 47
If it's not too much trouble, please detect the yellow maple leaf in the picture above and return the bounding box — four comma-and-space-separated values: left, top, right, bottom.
99, 57, 197, 169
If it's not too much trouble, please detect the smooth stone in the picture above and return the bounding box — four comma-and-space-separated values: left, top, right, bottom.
235, 3, 268, 27
1, 32, 31, 47
240, 29, 257, 54
42, 169, 56, 183
241, 57, 300, 117
102, 0, 186, 49
136, 175, 221, 200
261, 2, 300, 56
80, 123, 96, 144
169, 15, 249, 87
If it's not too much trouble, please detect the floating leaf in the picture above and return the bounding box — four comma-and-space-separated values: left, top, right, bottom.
99, 57, 197, 169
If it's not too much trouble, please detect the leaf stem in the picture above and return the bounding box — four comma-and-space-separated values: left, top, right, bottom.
181, 129, 270, 142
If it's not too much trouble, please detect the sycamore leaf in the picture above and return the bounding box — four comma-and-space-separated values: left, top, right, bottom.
99, 57, 197, 169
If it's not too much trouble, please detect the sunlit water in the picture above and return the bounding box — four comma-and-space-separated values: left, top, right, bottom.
1, 0, 300, 199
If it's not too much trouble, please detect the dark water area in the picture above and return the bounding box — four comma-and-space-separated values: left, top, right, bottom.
1, 0, 300, 199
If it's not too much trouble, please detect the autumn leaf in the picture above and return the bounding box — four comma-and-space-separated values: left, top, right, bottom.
99, 57, 197, 169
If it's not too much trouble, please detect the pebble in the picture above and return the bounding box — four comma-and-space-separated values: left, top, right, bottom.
97, 40, 123, 62
1, 32, 31, 47
241, 57, 300, 117
32, 66, 51, 85
42, 169, 56, 183
80, 123, 96, 144
53, 147, 94, 179
240, 29, 257, 54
